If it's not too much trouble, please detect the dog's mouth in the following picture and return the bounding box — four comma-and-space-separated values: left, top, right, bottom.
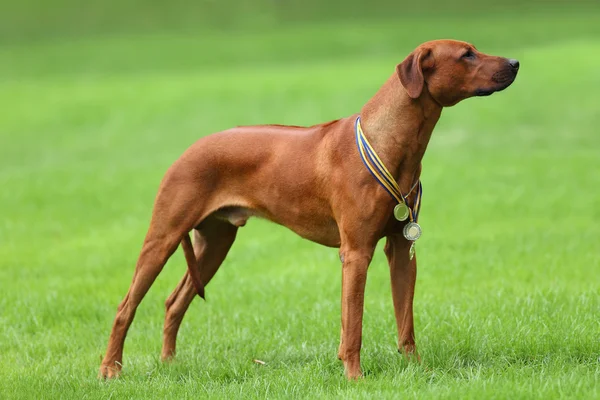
475, 78, 516, 97
475, 68, 517, 97
474, 88, 496, 97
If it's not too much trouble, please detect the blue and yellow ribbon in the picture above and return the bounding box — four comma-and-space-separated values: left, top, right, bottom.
355, 116, 422, 222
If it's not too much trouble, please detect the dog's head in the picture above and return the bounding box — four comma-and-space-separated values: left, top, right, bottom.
397, 39, 519, 106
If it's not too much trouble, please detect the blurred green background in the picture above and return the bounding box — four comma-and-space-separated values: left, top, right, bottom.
2, 0, 598, 42
1, 1, 599, 399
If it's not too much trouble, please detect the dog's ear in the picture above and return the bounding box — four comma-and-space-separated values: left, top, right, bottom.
397, 48, 433, 99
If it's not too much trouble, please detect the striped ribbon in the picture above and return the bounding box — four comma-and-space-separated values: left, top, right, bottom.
355, 116, 422, 222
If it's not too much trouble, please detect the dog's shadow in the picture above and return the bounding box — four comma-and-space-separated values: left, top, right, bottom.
354, 344, 595, 381
112, 340, 595, 384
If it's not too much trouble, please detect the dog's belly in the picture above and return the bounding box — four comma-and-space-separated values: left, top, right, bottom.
280, 215, 342, 248
213, 205, 341, 248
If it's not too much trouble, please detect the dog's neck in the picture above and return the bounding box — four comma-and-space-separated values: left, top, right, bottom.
360, 73, 442, 194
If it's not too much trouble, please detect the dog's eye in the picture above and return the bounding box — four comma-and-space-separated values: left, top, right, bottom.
462, 50, 475, 60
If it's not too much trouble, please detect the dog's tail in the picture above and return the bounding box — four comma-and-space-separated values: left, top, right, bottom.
181, 232, 205, 299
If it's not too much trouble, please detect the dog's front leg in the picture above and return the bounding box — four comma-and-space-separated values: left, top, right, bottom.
338, 246, 374, 379
384, 234, 419, 360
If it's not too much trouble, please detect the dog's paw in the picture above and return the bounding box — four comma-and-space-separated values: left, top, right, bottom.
98, 363, 121, 380
343, 359, 363, 380
399, 344, 421, 362
161, 349, 176, 363
345, 368, 364, 380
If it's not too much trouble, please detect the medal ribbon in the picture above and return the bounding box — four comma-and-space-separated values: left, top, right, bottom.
355, 116, 422, 222
411, 181, 423, 222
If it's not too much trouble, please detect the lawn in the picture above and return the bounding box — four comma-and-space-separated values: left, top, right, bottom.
0, 4, 599, 399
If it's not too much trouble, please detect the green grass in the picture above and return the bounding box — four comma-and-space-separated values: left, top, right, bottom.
1, 6, 599, 399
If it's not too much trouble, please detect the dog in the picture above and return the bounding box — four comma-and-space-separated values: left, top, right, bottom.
99, 39, 519, 380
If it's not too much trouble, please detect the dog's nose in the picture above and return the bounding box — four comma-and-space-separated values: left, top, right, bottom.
508, 59, 520, 71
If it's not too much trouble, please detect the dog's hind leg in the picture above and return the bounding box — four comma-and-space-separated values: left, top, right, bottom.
161, 218, 238, 361
99, 179, 208, 379
99, 230, 185, 378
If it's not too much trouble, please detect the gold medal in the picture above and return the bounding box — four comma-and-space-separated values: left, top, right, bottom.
393, 203, 409, 221
403, 222, 422, 241
409, 242, 416, 260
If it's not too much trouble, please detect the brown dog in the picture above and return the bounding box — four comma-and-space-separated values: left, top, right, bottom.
99, 40, 518, 380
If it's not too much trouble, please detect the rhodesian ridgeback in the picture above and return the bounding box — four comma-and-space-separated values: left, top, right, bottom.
99, 39, 519, 379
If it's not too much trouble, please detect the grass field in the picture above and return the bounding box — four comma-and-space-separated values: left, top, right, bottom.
1, 3, 599, 399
